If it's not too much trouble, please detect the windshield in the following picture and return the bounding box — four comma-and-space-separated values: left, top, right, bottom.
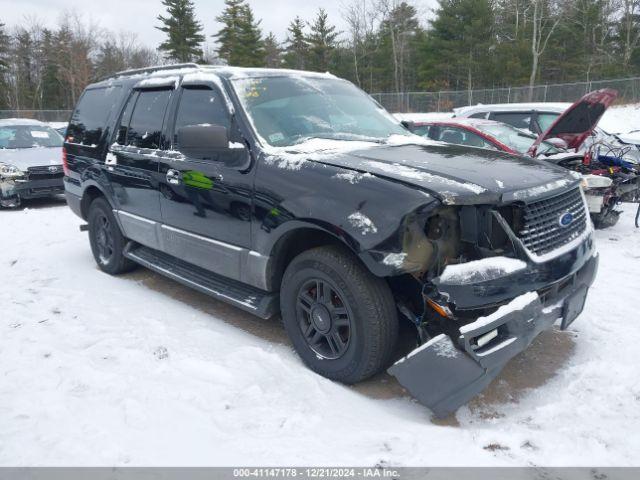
0, 124, 64, 149
231, 76, 408, 147
474, 122, 559, 155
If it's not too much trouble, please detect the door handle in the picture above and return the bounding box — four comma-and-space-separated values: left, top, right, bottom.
166, 169, 181, 185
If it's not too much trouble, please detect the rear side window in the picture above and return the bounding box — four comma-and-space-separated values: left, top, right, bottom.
410, 125, 430, 137
436, 127, 499, 150
174, 86, 231, 134
125, 89, 173, 149
490, 112, 532, 132
67, 86, 123, 147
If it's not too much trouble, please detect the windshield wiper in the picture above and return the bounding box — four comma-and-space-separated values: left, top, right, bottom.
290, 133, 384, 145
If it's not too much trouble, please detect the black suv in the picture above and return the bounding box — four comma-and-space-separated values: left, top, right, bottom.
64, 64, 598, 417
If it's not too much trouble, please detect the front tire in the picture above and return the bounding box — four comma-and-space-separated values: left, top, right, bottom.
280, 245, 398, 384
87, 197, 136, 275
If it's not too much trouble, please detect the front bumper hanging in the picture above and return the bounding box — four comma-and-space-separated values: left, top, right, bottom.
389, 250, 598, 418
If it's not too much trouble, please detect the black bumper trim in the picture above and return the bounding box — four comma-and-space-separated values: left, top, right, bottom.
389, 252, 598, 418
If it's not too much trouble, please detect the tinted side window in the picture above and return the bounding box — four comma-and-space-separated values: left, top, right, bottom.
127, 89, 173, 149
68, 86, 123, 147
175, 86, 231, 135
469, 112, 487, 119
490, 112, 532, 131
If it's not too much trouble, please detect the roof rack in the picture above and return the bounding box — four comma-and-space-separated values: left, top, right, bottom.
101, 63, 201, 81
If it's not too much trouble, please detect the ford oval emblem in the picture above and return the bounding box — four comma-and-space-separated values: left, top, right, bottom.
559, 212, 574, 227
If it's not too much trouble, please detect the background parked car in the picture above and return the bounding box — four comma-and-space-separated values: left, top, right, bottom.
48, 122, 68, 137
410, 91, 639, 228
453, 99, 640, 164
0, 118, 65, 208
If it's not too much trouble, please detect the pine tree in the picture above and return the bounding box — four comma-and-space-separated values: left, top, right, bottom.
156, 0, 205, 63
263, 32, 283, 68
306, 9, 339, 72
238, 3, 265, 66
283, 17, 309, 69
40, 29, 64, 109
213, 0, 265, 67
418, 0, 496, 91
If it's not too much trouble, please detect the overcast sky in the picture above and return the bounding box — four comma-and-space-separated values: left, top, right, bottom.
4, 0, 437, 48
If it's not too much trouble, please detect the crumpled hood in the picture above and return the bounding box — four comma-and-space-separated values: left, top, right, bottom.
0, 147, 63, 170
311, 143, 578, 205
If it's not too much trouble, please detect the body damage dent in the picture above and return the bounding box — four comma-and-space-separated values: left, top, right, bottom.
389, 248, 598, 418
0, 177, 20, 206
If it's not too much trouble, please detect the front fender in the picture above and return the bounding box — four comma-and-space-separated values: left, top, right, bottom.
253, 157, 441, 278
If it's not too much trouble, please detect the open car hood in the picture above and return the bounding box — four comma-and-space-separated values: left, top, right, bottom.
528, 89, 618, 157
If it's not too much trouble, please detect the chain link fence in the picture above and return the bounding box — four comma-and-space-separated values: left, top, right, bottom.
371, 77, 640, 113
2, 76, 640, 120
0, 110, 72, 123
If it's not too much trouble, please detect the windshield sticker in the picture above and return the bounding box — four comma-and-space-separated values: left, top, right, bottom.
269, 132, 284, 143
30, 131, 50, 138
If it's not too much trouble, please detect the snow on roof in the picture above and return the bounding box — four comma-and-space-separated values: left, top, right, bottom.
454, 102, 572, 117
394, 112, 454, 123
134, 76, 180, 89
598, 103, 640, 135
0, 118, 47, 127
108, 64, 336, 83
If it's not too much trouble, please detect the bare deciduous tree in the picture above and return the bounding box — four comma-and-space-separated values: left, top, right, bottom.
528, 0, 561, 99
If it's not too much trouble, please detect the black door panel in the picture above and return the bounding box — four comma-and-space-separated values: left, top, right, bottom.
106, 88, 174, 223
158, 83, 254, 257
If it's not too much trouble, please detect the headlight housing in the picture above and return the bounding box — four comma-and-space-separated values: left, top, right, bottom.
0, 162, 25, 178
582, 174, 613, 189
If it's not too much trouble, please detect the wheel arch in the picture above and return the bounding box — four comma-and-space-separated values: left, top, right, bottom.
266, 224, 363, 292
80, 182, 112, 220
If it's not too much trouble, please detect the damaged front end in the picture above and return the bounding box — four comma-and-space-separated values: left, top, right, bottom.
0, 162, 65, 208
386, 184, 598, 417
0, 163, 27, 207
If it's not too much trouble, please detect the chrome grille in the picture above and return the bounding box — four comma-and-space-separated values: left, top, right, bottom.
516, 187, 588, 257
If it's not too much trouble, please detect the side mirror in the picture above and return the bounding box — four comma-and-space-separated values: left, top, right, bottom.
400, 120, 414, 131
177, 124, 229, 157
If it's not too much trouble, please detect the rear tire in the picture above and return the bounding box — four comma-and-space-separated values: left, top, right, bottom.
280, 245, 398, 384
87, 197, 136, 275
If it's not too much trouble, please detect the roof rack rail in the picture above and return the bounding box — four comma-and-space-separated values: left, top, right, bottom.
102, 63, 200, 81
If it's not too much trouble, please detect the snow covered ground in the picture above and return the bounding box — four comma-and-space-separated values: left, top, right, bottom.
1, 200, 640, 466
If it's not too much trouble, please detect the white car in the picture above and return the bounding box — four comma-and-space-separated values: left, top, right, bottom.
0, 118, 65, 208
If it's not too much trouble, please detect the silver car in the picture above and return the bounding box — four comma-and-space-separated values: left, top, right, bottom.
0, 119, 65, 208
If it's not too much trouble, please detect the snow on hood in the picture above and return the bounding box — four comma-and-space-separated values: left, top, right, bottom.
261, 134, 440, 171
0, 147, 63, 169
264, 138, 579, 204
